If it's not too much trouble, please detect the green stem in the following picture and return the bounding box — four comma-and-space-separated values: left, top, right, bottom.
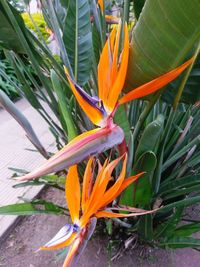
173, 41, 200, 110
51, 70, 78, 140
123, 0, 131, 23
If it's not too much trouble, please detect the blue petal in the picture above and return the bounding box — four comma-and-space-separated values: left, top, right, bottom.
73, 83, 107, 117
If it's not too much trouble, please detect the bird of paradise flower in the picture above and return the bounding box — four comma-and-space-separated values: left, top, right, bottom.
38, 154, 157, 267
17, 21, 193, 181
97, 0, 120, 24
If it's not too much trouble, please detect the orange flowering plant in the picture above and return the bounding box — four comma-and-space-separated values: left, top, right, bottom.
0, 1, 200, 266
16, 21, 193, 182
38, 154, 158, 266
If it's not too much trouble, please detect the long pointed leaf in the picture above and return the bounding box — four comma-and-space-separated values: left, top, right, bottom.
63, 0, 93, 83
0, 90, 48, 158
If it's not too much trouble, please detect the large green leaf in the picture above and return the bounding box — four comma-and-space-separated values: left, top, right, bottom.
154, 207, 184, 239
125, 0, 200, 103
133, 151, 157, 206
51, 69, 77, 140
0, 90, 48, 158
114, 105, 130, 143
0, 2, 24, 53
120, 151, 157, 206
13, 174, 65, 190
160, 174, 200, 194
135, 114, 164, 159
158, 196, 200, 214
159, 237, 200, 249
0, 200, 65, 215
63, 0, 93, 84
174, 223, 200, 237
55, 0, 68, 28
138, 212, 153, 241
120, 115, 164, 206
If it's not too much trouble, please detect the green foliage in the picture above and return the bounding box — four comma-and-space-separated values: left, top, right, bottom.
121, 151, 157, 206
159, 237, 200, 249
0, 52, 19, 100
0, 90, 48, 158
63, 0, 93, 84
135, 114, 164, 159
51, 69, 78, 140
123, 102, 200, 247
174, 223, 200, 237
126, 0, 200, 104
114, 105, 130, 143
0, 200, 66, 215
162, 54, 200, 104
22, 12, 50, 41
0, 2, 25, 53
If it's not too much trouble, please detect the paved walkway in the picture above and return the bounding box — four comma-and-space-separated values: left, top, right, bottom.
0, 98, 56, 240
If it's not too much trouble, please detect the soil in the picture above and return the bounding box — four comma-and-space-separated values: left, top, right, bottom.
0, 187, 200, 267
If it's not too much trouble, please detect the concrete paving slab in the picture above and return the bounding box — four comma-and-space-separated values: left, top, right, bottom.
0, 98, 57, 240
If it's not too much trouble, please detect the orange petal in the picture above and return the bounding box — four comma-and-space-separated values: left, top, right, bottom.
97, 154, 128, 208
108, 22, 129, 111
64, 67, 104, 126
111, 20, 121, 82
80, 156, 124, 227
105, 15, 120, 24
98, 0, 104, 11
96, 209, 157, 218
86, 156, 123, 209
79, 160, 107, 227
117, 172, 144, 196
66, 165, 81, 223
119, 57, 195, 105
62, 218, 97, 267
98, 27, 117, 107
62, 236, 82, 267
82, 157, 94, 212
87, 158, 108, 202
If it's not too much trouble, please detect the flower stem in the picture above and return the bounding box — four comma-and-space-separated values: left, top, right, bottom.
123, 0, 131, 23
173, 41, 200, 110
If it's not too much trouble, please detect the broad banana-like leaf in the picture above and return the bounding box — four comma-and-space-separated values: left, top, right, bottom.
126, 0, 200, 103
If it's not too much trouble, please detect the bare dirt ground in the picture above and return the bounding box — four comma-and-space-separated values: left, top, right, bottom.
0, 187, 200, 267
